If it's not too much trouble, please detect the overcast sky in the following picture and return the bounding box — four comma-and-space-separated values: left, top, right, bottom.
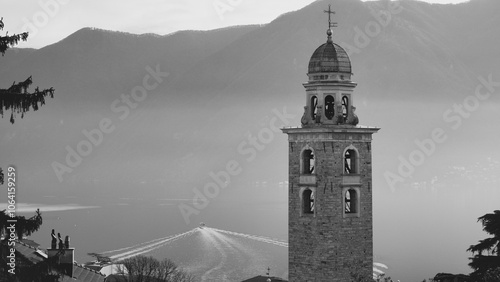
3, 0, 470, 48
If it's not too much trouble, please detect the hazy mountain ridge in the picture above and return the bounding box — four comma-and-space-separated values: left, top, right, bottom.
170, 0, 500, 102
1, 0, 499, 194
1, 24, 260, 105
3, 0, 499, 104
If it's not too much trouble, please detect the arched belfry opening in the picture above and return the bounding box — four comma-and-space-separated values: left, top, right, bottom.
345, 188, 358, 214
342, 95, 349, 123
325, 95, 335, 120
344, 147, 359, 174
282, 4, 379, 281
302, 188, 315, 214
310, 96, 318, 120
301, 148, 315, 175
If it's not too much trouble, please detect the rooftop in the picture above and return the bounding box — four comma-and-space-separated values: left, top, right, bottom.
308, 39, 352, 75
241, 275, 288, 282
14, 240, 106, 282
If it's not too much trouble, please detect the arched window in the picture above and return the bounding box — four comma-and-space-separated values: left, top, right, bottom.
310, 96, 318, 120
303, 189, 314, 214
345, 189, 358, 214
325, 95, 335, 120
342, 96, 349, 123
344, 148, 358, 174
302, 149, 315, 174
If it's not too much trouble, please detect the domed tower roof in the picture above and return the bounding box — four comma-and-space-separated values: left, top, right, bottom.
308, 4, 352, 76
308, 40, 352, 74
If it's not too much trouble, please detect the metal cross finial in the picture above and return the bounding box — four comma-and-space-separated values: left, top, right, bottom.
324, 4, 337, 29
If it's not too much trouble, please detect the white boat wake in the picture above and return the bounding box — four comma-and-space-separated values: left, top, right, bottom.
199, 228, 229, 282
208, 227, 288, 248
107, 229, 198, 261
96, 226, 386, 280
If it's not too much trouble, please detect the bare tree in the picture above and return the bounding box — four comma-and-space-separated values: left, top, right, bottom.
116, 255, 195, 282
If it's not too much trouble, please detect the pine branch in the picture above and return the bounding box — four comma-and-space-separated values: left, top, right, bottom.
0, 82, 55, 124
468, 238, 498, 255
0, 18, 54, 124
0, 17, 29, 56
0, 209, 42, 239
479, 210, 500, 238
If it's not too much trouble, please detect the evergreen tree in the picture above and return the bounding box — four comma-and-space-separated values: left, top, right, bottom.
467, 210, 500, 278
0, 19, 54, 243
0, 209, 43, 240
0, 17, 54, 124
0, 209, 49, 281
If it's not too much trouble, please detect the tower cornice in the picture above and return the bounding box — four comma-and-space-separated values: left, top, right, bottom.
303, 80, 358, 88
282, 125, 380, 135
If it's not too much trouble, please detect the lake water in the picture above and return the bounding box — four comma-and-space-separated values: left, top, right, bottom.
20, 191, 289, 281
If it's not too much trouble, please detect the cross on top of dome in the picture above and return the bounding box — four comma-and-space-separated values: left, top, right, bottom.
307, 4, 352, 77
324, 4, 337, 43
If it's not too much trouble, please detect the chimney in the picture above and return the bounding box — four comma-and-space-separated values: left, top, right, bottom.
48, 230, 74, 278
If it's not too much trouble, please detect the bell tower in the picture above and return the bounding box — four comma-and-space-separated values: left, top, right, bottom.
282, 5, 379, 281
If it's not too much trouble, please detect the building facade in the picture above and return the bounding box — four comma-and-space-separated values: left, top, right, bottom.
282, 10, 379, 281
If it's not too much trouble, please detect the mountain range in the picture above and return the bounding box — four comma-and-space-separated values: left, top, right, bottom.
1, 1, 500, 279
2, 0, 499, 194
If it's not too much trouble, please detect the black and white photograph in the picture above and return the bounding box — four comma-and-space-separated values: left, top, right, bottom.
1, 0, 499, 281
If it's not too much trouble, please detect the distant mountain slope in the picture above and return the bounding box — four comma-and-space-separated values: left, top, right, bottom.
1, 25, 260, 105
170, 0, 500, 102
2, 0, 499, 105
1, 0, 499, 193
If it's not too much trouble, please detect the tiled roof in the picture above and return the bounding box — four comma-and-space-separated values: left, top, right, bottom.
308, 41, 352, 74
20, 238, 41, 248
241, 275, 288, 282
14, 240, 105, 282
60, 263, 106, 282
14, 240, 47, 264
